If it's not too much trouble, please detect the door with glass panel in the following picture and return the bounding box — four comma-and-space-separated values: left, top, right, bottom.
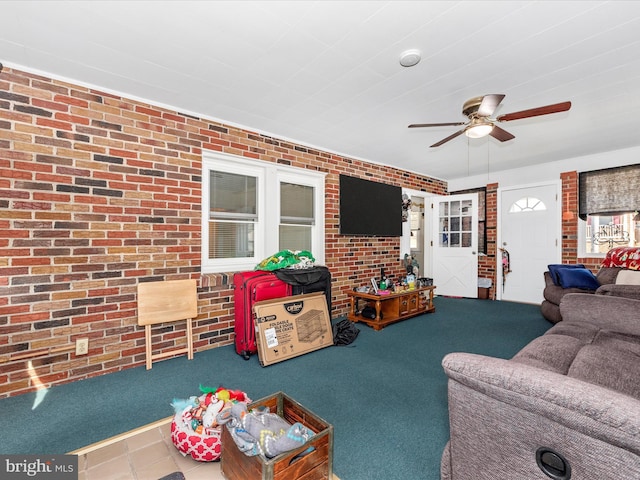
432, 193, 478, 297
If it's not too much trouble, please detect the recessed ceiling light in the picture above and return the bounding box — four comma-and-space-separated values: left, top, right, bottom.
399, 49, 421, 67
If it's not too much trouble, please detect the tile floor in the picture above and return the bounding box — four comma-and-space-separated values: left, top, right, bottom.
73, 417, 224, 480
73, 417, 339, 480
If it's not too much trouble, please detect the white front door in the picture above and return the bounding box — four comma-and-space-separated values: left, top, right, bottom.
498, 182, 560, 304
432, 193, 478, 297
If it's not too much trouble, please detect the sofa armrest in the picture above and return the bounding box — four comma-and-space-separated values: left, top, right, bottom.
596, 283, 640, 300
543, 271, 555, 287
443, 352, 640, 451
560, 293, 640, 335
442, 352, 640, 478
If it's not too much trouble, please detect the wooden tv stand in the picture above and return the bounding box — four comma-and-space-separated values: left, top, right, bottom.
346, 286, 436, 330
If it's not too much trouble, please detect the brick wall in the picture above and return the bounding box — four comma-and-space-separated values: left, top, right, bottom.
0, 67, 447, 397
561, 171, 579, 263
478, 183, 498, 299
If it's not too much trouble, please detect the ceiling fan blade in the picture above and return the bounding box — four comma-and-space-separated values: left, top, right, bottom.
477, 94, 505, 117
489, 125, 515, 142
496, 101, 571, 122
409, 122, 466, 128
430, 129, 465, 148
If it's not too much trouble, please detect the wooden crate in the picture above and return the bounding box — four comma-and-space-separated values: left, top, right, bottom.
221, 392, 333, 480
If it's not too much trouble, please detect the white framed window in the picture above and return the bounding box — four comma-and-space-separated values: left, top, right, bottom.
579, 212, 639, 256
201, 151, 325, 273
437, 199, 474, 248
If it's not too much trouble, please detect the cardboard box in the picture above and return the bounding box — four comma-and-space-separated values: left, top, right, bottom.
220, 391, 333, 480
253, 292, 332, 366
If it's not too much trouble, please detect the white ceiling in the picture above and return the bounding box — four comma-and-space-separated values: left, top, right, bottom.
3, 1, 640, 181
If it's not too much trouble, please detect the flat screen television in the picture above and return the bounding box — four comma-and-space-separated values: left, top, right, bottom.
339, 175, 402, 236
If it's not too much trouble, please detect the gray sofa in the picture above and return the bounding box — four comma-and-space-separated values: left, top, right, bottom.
441, 293, 640, 480
541, 266, 640, 323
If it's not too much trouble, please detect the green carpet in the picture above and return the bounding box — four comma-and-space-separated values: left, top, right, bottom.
0, 297, 551, 480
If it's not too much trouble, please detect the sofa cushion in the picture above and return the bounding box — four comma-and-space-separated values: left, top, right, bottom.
561, 294, 640, 336
596, 266, 622, 285
556, 267, 600, 290
543, 283, 593, 305
594, 330, 640, 356
540, 300, 562, 324
512, 334, 586, 374
546, 321, 600, 343
547, 263, 586, 285
596, 283, 640, 300
616, 269, 640, 285
568, 345, 640, 400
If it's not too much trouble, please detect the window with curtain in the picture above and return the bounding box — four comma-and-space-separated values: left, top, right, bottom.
578, 164, 640, 255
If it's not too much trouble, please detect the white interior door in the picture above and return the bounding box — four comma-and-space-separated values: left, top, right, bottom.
499, 183, 560, 304
432, 193, 478, 297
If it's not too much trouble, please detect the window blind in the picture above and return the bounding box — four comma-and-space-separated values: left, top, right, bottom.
578, 164, 640, 220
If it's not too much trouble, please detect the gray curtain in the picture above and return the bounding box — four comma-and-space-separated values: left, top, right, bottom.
578, 163, 640, 220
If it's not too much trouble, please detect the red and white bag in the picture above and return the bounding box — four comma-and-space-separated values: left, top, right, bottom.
170, 388, 250, 462
170, 409, 223, 462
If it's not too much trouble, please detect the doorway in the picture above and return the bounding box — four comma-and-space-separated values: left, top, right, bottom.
401, 189, 432, 281
498, 182, 561, 304
409, 196, 425, 278
432, 193, 479, 298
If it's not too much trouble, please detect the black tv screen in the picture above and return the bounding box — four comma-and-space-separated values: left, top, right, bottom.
339, 175, 402, 236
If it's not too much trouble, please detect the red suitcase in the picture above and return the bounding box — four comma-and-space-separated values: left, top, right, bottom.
233, 271, 291, 360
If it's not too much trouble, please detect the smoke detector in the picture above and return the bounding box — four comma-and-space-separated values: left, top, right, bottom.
399, 49, 421, 67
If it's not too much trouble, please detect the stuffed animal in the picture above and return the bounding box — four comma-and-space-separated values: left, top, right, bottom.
170, 396, 198, 415
215, 386, 247, 403
202, 397, 226, 428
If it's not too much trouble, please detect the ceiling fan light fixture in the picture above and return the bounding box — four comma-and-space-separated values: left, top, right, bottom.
465, 123, 494, 138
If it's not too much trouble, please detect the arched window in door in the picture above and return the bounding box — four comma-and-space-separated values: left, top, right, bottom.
509, 196, 547, 213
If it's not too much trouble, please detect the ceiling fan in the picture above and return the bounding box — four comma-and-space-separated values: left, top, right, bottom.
409, 94, 571, 148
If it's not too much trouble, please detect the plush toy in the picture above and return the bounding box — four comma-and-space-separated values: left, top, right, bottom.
215, 386, 247, 403
170, 396, 198, 415
199, 384, 247, 403
202, 397, 226, 428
